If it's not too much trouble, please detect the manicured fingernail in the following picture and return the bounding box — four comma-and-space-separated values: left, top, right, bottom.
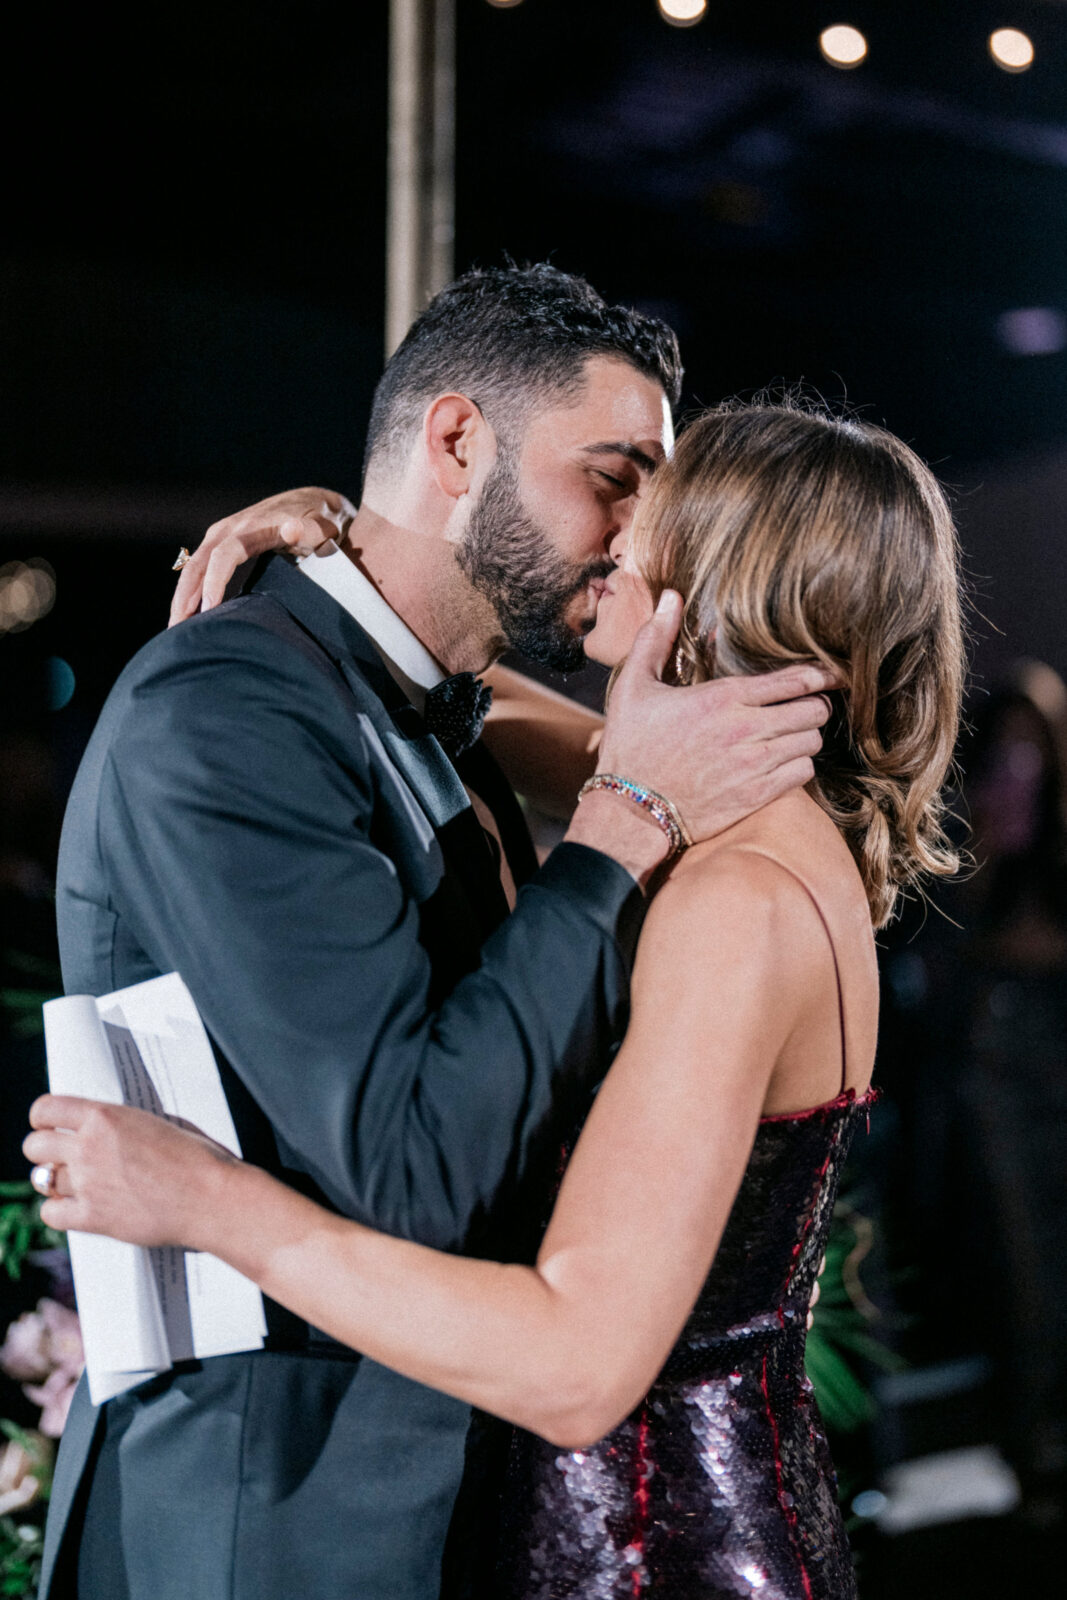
657, 589, 679, 615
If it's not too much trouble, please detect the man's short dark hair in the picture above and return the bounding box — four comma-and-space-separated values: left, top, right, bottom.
364, 263, 683, 479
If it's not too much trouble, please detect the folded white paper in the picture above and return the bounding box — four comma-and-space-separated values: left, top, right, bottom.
42, 972, 266, 1404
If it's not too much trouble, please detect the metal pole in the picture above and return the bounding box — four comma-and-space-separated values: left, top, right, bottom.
386, 0, 456, 359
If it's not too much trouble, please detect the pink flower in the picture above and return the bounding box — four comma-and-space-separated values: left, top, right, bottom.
0, 1432, 53, 1516
37, 1299, 84, 1380
1, 1299, 85, 1437
0, 1308, 51, 1384
23, 1367, 79, 1438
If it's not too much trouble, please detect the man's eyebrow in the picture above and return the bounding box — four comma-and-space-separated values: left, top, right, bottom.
582, 441, 661, 476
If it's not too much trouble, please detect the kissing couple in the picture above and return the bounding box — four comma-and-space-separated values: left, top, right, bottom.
28, 263, 964, 1600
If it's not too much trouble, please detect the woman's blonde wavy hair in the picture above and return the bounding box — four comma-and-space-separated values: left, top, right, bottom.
629, 400, 965, 928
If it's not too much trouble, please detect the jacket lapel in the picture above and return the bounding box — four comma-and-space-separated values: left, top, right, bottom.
248, 555, 511, 934
336, 667, 469, 831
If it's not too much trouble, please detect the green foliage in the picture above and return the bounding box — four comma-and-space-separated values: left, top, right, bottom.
0, 1187, 64, 1283
0, 1429, 52, 1600
0, 1371, 57, 1599
805, 1198, 904, 1435
0, 1517, 43, 1599
0, 949, 62, 1041
805, 1324, 876, 1431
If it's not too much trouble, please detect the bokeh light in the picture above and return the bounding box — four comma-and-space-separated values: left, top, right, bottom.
989, 28, 1034, 73
851, 1489, 888, 1520
45, 657, 77, 712
0, 560, 56, 635
819, 24, 868, 68
658, 0, 707, 28
996, 306, 1067, 357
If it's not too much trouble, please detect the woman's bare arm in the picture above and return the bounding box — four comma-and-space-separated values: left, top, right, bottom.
481, 665, 603, 820
28, 854, 817, 1449
169, 488, 355, 624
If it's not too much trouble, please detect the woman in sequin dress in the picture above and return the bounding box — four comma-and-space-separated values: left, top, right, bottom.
28, 402, 965, 1599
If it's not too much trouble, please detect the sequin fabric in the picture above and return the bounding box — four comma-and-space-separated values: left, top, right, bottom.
497, 1089, 873, 1599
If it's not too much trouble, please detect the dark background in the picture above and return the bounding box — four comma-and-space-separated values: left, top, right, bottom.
2, 3, 1066, 1595
2, 0, 1066, 695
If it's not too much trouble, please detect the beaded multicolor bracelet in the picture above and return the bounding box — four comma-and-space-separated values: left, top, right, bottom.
578, 772, 694, 859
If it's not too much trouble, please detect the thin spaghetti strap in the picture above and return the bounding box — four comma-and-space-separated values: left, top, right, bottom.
740, 850, 849, 1095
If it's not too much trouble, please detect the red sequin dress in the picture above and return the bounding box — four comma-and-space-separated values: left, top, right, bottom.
496, 1087, 872, 1598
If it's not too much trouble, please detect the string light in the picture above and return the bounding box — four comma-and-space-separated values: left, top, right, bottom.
989, 28, 1034, 72
658, 0, 707, 27
819, 24, 868, 68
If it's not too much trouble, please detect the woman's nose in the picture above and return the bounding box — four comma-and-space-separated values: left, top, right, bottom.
607, 524, 630, 564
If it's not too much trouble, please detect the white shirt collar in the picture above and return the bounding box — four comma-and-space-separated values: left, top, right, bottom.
297, 542, 444, 709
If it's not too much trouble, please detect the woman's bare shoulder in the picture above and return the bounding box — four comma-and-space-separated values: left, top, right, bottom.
635, 793, 878, 1104
687, 792, 870, 921
638, 791, 875, 1008
636, 827, 827, 994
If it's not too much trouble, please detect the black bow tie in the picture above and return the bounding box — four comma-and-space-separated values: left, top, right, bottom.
423, 673, 493, 759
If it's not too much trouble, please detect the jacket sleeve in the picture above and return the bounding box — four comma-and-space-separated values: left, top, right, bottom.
95, 611, 644, 1251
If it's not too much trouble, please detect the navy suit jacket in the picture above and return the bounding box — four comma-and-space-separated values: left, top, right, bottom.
41, 554, 643, 1600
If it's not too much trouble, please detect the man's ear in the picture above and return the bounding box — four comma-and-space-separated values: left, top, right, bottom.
422, 393, 492, 500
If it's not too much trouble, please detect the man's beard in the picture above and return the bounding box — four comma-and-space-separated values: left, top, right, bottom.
457, 452, 613, 672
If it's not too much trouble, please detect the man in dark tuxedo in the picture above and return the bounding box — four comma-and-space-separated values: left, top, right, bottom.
41, 265, 833, 1599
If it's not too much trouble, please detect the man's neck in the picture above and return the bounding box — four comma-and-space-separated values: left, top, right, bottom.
339, 504, 504, 677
